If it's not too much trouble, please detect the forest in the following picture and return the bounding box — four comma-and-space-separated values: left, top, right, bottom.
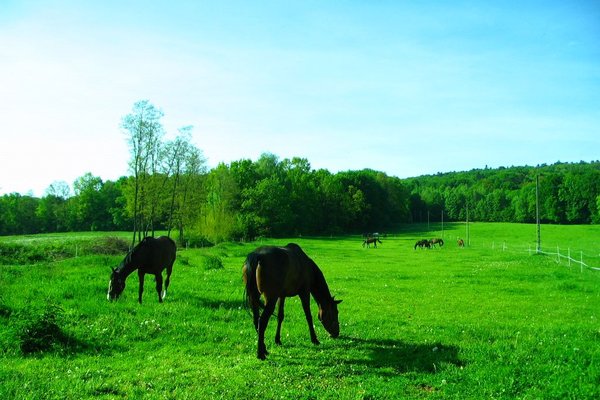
1, 159, 599, 243
1, 102, 599, 243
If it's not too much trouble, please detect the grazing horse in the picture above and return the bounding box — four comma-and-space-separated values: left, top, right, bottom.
362, 237, 382, 248
107, 236, 176, 304
242, 243, 342, 360
414, 239, 430, 249
429, 238, 444, 248
457, 238, 465, 247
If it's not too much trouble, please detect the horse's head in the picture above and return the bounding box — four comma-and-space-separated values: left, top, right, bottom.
107, 267, 125, 301
318, 297, 342, 338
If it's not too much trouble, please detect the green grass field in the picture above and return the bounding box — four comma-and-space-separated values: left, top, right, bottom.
1, 223, 599, 399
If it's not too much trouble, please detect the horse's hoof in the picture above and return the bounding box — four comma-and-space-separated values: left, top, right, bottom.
312, 339, 320, 345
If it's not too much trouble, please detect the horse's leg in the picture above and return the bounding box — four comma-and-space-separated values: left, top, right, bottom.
299, 291, 319, 345
251, 300, 260, 332
274, 297, 285, 345
257, 298, 277, 360
137, 271, 145, 304
163, 264, 173, 299
155, 273, 164, 303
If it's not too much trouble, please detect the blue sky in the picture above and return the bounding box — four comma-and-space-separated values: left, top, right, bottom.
1, 0, 599, 196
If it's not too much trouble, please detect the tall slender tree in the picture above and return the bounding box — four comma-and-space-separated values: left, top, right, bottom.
121, 100, 164, 245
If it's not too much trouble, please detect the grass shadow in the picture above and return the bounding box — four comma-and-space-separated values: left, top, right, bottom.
19, 329, 126, 358
338, 335, 464, 375
194, 296, 243, 311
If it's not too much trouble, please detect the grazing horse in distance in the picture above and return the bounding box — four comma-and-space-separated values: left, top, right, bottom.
107, 236, 176, 304
429, 238, 444, 248
457, 238, 465, 247
362, 237, 382, 248
242, 243, 341, 360
414, 239, 430, 250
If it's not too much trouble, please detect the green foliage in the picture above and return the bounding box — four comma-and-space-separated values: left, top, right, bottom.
86, 236, 130, 255
15, 302, 66, 354
0, 235, 129, 265
1, 160, 599, 242
202, 255, 224, 270
408, 161, 600, 224
0, 241, 72, 265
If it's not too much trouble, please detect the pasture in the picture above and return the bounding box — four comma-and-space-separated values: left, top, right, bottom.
0, 223, 599, 399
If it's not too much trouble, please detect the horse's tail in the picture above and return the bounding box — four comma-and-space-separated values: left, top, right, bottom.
242, 252, 263, 311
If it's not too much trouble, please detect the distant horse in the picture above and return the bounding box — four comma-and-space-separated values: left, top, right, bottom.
362, 237, 382, 248
414, 239, 430, 250
429, 238, 444, 248
107, 236, 176, 304
242, 243, 342, 360
457, 238, 465, 247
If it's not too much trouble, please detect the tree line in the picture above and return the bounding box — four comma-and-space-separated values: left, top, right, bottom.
2, 159, 598, 242
0, 159, 411, 241
407, 161, 600, 225
1, 100, 598, 242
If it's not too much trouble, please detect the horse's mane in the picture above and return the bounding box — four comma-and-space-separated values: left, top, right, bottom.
309, 259, 334, 304
116, 239, 147, 274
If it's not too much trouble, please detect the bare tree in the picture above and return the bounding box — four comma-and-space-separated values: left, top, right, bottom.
121, 100, 164, 246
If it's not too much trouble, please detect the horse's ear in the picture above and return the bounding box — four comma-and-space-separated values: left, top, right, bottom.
110, 266, 115, 272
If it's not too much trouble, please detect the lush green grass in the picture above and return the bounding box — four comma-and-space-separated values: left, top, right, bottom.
0, 224, 599, 399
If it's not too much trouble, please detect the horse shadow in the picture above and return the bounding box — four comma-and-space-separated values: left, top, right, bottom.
336, 336, 464, 376
194, 297, 242, 310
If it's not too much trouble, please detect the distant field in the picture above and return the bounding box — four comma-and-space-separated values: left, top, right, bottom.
0, 223, 599, 399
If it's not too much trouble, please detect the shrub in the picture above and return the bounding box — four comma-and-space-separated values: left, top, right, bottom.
0, 242, 71, 265
203, 255, 224, 270
182, 234, 214, 249
87, 237, 130, 255
16, 302, 67, 354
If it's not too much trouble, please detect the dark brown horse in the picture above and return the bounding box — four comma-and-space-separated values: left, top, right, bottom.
414, 239, 430, 249
362, 237, 382, 248
107, 236, 176, 304
429, 238, 444, 248
457, 238, 465, 247
242, 243, 341, 360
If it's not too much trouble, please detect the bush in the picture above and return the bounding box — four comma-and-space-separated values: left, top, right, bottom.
0, 236, 131, 265
202, 255, 224, 270
0, 242, 72, 265
16, 302, 67, 354
87, 237, 130, 255
182, 234, 214, 249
